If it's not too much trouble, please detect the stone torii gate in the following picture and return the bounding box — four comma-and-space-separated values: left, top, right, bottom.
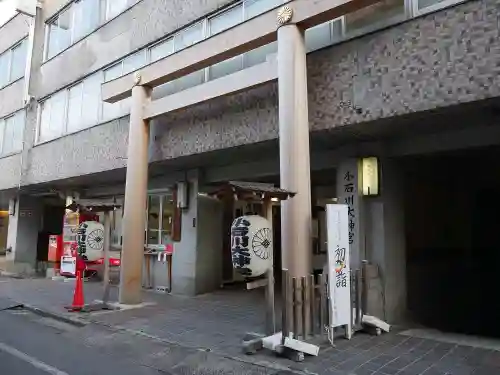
101, 0, 381, 305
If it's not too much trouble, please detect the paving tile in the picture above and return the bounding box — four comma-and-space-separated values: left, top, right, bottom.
401, 359, 435, 374
420, 367, 448, 375
472, 365, 500, 375
385, 357, 415, 370
369, 355, 399, 365
351, 368, 375, 375
376, 365, 400, 374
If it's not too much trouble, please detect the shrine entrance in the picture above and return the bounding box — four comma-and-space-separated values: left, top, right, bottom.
403, 146, 500, 337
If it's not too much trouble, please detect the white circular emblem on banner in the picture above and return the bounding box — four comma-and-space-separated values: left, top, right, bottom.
77, 221, 104, 261
231, 215, 273, 278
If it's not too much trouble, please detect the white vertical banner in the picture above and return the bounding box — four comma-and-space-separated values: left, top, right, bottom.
326, 204, 352, 333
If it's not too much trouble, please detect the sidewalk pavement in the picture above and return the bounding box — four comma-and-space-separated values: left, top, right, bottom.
1, 276, 500, 375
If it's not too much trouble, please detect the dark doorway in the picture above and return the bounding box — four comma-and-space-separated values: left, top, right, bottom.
404, 146, 500, 337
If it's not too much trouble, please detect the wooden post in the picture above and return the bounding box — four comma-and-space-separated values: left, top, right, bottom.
262, 196, 275, 335
167, 253, 173, 293
102, 211, 111, 305
282, 269, 290, 340
144, 251, 151, 289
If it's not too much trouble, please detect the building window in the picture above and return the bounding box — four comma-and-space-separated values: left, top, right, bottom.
0, 39, 28, 88
208, 5, 243, 36
305, 19, 343, 53
45, 0, 135, 60
10, 41, 27, 81
37, 72, 105, 143
414, 0, 463, 13
81, 73, 102, 127
0, 52, 9, 87
0, 110, 25, 156
67, 82, 84, 133
39, 90, 67, 142
244, 42, 277, 68
208, 6, 244, 79
174, 22, 204, 51
345, 0, 405, 34
103, 62, 131, 120
72, 0, 100, 41
146, 193, 175, 246
149, 38, 174, 63
104, 0, 129, 20
47, 7, 72, 59
122, 50, 146, 75
243, 0, 282, 20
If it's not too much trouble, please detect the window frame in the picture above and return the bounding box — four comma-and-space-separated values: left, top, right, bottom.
0, 38, 28, 89
66, 80, 85, 133
148, 37, 174, 63
36, 72, 106, 144
9, 40, 27, 82
0, 110, 26, 157
0, 118, 4, 155
342, 3, 408, 42
207, 3, 244, 37
43, 0, 136, 62
145, 191, 175, 246
38, 89, 69, 143
104, 0, 129, 21
412, 0, 466, 16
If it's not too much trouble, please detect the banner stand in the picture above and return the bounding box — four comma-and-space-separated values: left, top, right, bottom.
326, 204, 353, 344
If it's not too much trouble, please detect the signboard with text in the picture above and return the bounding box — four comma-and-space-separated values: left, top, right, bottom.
326, 204, 351, 330
336, 159, 361, 269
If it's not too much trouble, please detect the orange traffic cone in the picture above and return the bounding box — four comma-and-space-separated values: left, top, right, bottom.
66, 270, 85, 312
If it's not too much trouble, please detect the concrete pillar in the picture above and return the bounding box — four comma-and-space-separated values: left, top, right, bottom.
366, 158, 407, 323
5, 195, 42, 276
119, 84, 151, 305
277, 22, 312, 278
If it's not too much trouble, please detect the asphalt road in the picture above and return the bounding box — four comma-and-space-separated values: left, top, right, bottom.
0, 308, 166, 375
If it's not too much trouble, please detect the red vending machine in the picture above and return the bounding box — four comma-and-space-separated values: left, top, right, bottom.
48, 235, 63, 275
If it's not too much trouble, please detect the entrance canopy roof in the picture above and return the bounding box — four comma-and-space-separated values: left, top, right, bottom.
66, 199, 121, 213
208, 180, 295, 201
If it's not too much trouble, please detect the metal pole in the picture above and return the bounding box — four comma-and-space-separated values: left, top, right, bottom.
102, 211, 111, 305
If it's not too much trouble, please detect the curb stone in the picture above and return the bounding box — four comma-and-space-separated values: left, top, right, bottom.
21, 304, 88, 327
0, 270, 25, 279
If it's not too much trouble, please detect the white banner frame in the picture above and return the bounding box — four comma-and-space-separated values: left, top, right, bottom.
326, 204, 352, 341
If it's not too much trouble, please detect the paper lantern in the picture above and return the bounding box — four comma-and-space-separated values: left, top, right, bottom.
77, 221, 104, 261
231, 215, 273, 278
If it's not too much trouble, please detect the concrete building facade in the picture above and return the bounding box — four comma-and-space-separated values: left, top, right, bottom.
1, 0, 500, 334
